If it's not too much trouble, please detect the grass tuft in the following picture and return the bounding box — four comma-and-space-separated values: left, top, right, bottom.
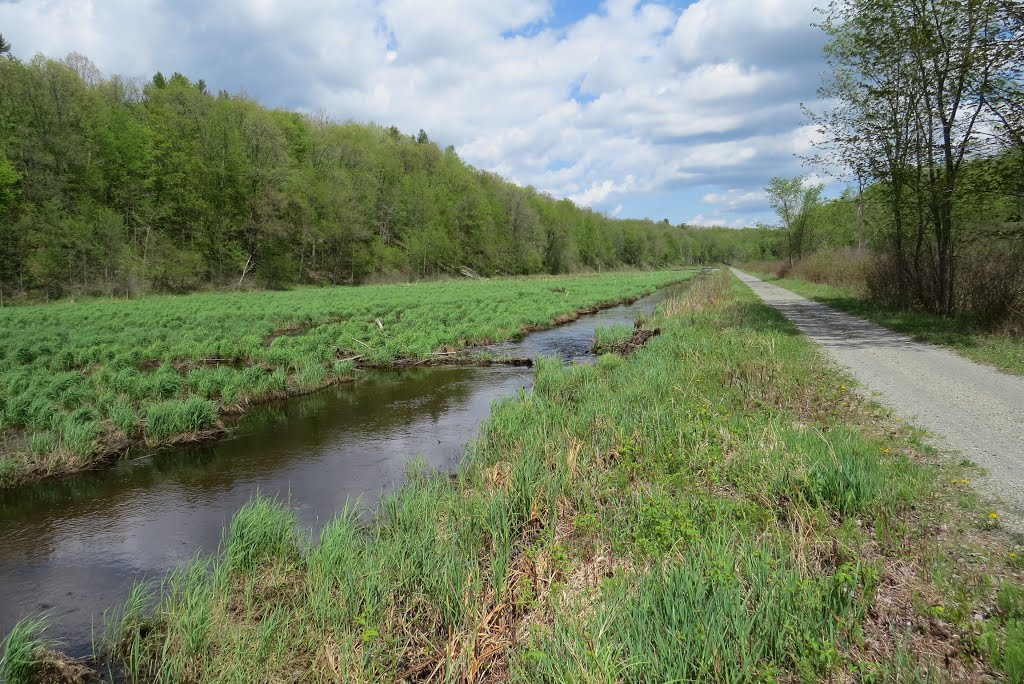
145, 397, 218, 442
0, 615, 50, 684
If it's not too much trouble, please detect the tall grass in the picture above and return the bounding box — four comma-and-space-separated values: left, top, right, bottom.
53, 270, 957, 682
0, 616, 50, 684
590, 324, 633, 354
516, 533, 873, 682
145, 397, 218, 442
0, 270, 693, 486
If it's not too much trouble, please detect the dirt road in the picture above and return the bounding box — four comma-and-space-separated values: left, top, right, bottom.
733, 269, 1024, 534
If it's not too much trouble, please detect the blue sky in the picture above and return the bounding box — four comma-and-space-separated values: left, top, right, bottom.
0, 0, 835, 227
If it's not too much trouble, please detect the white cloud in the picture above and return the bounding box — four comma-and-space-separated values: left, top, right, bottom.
0, 0, 830, 224
703, 189, 767, 207
569, 175, 638, 206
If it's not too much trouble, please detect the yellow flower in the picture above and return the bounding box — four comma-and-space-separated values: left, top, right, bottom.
935, 606, 945, 612
962, 479, 968, 484
1011, 553, 1018, 559
881, 448, 892, 454
990, 512, 1000, 520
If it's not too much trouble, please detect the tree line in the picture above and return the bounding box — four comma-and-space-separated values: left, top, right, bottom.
784, 0, 1024, 318
0, 43, 749, 302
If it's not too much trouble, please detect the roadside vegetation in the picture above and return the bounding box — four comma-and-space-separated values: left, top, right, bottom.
0, 270, 689, 488
728, 1, 1024, 375
5, 270, 1021, 683
740, 254, 1024, 375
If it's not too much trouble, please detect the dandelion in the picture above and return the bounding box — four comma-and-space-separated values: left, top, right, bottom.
962, 479, 968, 484
990, 512, 1000, 520
1011, 553, 1018, 559
880, 447, 891, 454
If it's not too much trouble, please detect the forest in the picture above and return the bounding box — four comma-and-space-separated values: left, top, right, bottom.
753, 0, 1023, 328
0, 42, 755, 302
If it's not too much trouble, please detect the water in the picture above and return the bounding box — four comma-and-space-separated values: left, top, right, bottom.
0, 285, 683, 655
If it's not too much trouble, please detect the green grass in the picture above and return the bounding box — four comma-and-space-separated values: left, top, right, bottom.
517, 534, 874, 683
144, 397, 219, 443
0, 270, 692, 487
590, 323, 634, 354
746, 273, 1024, 375
19, 269, 1017, 682
0, 615, 51, 684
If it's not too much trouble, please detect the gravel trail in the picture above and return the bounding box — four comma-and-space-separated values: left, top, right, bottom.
733, 269, 1024, 533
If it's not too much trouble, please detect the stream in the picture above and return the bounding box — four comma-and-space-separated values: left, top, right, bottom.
0, 284, 684, 655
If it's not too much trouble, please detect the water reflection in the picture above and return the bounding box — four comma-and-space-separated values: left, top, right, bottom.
0, 284, 682, 655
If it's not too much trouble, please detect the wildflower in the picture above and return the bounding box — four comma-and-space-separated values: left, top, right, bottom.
934, 606, 945, 613
962, 479, 968, 484
880, 447, 891, 454
1011, 553, 1018, 559
840, 385, 847, 391
990, 512, 999, 520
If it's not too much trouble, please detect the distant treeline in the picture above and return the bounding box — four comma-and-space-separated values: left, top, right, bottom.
0, 49, 752, 301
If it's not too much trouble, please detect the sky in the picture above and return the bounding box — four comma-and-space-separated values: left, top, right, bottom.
0, 0, 837, 227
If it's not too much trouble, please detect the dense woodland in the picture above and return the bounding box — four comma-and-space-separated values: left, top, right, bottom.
0, 42, 761, 302
763, 0, 1024, 323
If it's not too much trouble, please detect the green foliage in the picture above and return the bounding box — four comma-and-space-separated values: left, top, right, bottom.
0, 270, 689, 484
59, 418, 101, 457
145, 397, 218, 442
0, 615, 49, 684
794, 430, 917, 517
0, 51, 708, 301
811, 0, 1023, 315
518, 536, 869, 683
224, 497, 300, 575
65, 272, 956, 682
765, 175, 824, 264
591, 324, 633, 354
977, 583, 1024, 683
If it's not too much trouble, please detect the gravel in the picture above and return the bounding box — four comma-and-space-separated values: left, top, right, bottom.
734, 269, 1024, 534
